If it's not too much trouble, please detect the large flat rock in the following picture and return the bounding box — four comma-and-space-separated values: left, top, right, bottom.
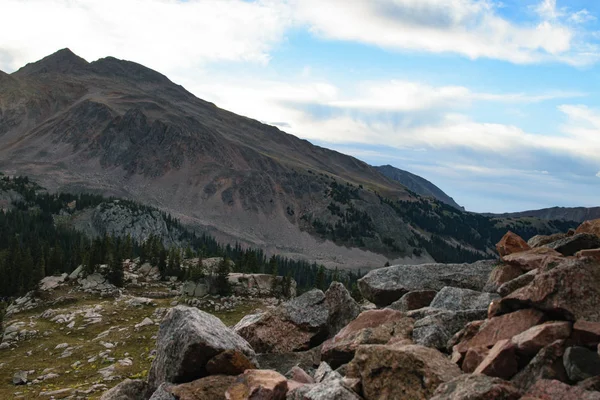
358, 260, 497, 307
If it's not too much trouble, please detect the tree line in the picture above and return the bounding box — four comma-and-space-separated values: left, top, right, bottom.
0, 175, 362, 301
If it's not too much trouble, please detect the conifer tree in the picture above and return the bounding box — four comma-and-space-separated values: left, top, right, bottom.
269, 256, 279, 295
315, 265, 326, 291
215, 256, 231, 296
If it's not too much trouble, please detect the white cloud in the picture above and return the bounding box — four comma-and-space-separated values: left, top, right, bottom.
596, 171, 600, 178
0, 0, 290, 73
291, 0, 599, 66
569, 10, 597, 24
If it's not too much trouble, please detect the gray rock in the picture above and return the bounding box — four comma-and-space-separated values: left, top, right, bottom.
287, 379, 361, 400
528, 233, 567, 248
497, 269, 538, 297
256, 347, 321, 376
146, 306, 257, 393
68, 265, 84, 280
13, 370, 27, 385
324, 282, 360, 337
148, 383, 176, 400
181, 281, 209, 297
40, 274, 68, 291
280, 289, 328, 328
100, 379, 147, 400
429, 287, 499, 312
358, 260, 497, 306
563, 346, 600, 382
314, 362, 342, 383
412, 309, 487, 349
545, 233, 600, 256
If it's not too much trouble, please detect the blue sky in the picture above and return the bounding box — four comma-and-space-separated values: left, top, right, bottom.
1, 0, 600, 212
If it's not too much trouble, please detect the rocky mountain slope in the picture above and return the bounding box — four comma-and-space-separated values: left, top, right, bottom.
485, 206, 600, 223
375, 165, 464, 210
0, 49, 577, 268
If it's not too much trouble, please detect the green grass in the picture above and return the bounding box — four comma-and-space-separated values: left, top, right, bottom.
0, 291, 265, 399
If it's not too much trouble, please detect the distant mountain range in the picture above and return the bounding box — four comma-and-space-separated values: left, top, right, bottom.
484, 207, 600, 223
0, 49, 578, 269
375, 165, 464, 211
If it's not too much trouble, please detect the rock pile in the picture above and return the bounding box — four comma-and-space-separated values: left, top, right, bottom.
101, 219, 600, 399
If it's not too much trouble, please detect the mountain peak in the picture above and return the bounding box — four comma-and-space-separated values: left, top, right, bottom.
89, 56, 170, 84
13, 48, 89, 76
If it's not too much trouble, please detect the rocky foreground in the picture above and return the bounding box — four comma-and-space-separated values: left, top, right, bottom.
4, 219, 600, 399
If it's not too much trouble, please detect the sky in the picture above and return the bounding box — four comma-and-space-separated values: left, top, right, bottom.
1, 0, 600, 213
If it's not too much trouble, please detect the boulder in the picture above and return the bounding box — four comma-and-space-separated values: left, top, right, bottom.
497, 269, 538, 297
225, 370, 288, 400
286, 379, 362, 400
502, 247, 564, 272
100, 379, 147, 400
147, 306, 257, 393
206, 350, 257, 376
524, 379, 600, 400
483, 264, 524, 293
387, 290, 437, 312
321, 309, 414, 369
429, 287, 499, 312
563, 346, 600, 382
511, 340, 568, 391
12, 370, 27, 385
412, 308, 487, 349
511, 322, 572, 356
545, 233, 600, 256
347, 344, 461, 400
256, 348, 321, 376
181, 281, 209, 297
68, 265, 84, 280
430, 374, 522, 400
323, 282, 360, 338
576, 218, 600, 237
461, 347, 489, 373
576, 248, 600, 261
529, 234, 568, 248
473, 339, 519, 380
40, 273, 68, 291
578, 376, 600, 392
571, 320, 600, 347
228, 273, 297, 297
169, 375, 235, 400
497, 232, 530, 257
149, 383, 176, 400
235, 288, 353, 354
453, 309, 546, 357
358, 260, 496, 307
313, 362, 342, 383
499, 258, 600, 322
286, 367, 313, 385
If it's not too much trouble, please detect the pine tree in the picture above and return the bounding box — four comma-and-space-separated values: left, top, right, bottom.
158, 249, 168, 279
20, 249, 34, 295
107, 255, 124, 287
269, 256, 279, 295
188, 255, 205, 283
315, 265, 326, 291
122, 234, 133, 261
32, 258, 45, 293
215, 256, 231, 296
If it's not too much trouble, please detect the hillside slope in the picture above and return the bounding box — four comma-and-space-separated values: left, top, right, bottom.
0, 49, 576, 268
375, 165, 464, 210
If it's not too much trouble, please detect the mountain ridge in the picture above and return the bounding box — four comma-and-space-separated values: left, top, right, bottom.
0, 49, 577, 269
375, 164, 464, 211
